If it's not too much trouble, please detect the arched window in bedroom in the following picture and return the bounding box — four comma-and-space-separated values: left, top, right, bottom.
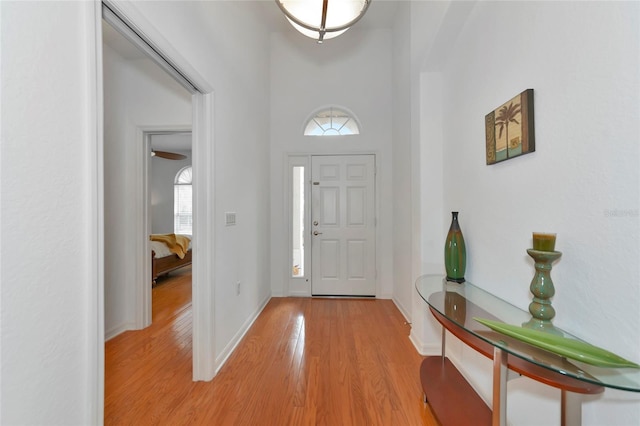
174, 165, 192, 235
303, 106, 360, 136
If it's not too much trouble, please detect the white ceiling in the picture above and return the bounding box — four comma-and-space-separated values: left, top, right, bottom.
150, 133, 192, 153
102, 1, 400, 152
103, 1, 399, 59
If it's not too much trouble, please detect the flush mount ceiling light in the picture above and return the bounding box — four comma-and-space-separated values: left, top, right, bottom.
275, 0, 372, 43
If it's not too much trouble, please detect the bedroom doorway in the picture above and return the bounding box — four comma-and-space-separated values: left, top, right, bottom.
145, 131, 193, 323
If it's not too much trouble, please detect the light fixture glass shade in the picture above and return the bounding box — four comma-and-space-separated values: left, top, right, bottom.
276, 0, 371, 43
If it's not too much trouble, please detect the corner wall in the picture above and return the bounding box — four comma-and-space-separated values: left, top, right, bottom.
420, 2, 640, 424
390, 1, 413, 320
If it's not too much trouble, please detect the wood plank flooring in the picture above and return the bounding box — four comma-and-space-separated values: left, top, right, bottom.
105, 269, 438, 425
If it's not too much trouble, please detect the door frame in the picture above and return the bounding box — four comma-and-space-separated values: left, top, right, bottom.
93, 1, 217, 420
137, 127, 192, 328
284, 152, 379, 298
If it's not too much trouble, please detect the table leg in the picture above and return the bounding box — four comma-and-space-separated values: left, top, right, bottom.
561, 390, 582, 426
492, 347, 508, 426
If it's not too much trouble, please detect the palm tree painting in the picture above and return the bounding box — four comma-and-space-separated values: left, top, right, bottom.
485, 89, 535, 165
495, 100, 521, 159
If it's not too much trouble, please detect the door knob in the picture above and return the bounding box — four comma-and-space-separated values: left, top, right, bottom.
313, 231, 323, 236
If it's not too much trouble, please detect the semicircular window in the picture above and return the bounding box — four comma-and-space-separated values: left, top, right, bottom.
304, 107, 360, 136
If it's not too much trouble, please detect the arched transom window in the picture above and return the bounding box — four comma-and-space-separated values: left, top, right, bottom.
174, 166, 192, 235
304, 106, 360, 136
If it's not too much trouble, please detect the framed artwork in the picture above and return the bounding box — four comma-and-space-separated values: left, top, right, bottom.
485, 89, 535, 165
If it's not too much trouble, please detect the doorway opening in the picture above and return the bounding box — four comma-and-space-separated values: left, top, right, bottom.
100, 0, 216, 394
146, 131, 193, 323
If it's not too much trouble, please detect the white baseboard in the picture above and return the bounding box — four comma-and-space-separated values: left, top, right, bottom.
409, 330, 441, 356
214, 294, 271, 373
392, 297, 411, 323
105, 322, 136, 341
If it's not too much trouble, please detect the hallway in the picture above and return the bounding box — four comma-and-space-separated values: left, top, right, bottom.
105, 270, 437, 425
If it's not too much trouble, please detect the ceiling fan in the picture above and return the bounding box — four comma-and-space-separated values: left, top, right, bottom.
151, 150, 187, 160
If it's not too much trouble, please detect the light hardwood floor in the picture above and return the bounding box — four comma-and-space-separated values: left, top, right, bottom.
105, 269, 438, 425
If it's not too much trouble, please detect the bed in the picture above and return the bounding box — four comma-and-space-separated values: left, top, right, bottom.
150, 234, 192, 285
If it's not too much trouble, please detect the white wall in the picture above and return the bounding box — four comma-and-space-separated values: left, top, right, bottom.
103, 41, 191, 337
269, 28, 394, 299
1, 2, 99, 423
419, 1, 640, 425
150, 152, 192, 234
392, 0, 456, 325
390, 1, 413, 320
405, 0, 461, 354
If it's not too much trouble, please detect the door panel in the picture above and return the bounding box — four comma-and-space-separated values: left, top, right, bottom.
347, 187, 365, 226
346, 239, 366, 279
311, 155, 376, 296
320, 187, 339, 226
320, 239, 340, 279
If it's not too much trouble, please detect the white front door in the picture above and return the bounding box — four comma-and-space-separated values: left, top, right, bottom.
311, 155, 376, 296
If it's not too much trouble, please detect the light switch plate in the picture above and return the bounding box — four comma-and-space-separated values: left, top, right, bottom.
225, 212, 236, 226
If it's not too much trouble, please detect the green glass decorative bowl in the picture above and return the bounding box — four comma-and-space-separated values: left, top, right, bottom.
474, 317, 640, 369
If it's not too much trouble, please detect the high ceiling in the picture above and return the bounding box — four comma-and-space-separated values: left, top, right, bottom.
102, 1, 400, 152
103, 1, 399, 59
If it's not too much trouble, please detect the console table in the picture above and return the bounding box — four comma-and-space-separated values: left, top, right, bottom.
416, 274, 640, 426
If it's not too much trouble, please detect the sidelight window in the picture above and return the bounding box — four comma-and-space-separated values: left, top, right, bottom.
292, 166, 305, 277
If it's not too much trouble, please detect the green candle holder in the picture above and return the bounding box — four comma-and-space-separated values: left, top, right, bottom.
523, 249, 562, 334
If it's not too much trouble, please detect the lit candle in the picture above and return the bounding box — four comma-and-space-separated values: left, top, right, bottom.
533, 232, 556, 251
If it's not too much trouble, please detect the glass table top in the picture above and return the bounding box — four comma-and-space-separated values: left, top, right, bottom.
416, 274, 640, 393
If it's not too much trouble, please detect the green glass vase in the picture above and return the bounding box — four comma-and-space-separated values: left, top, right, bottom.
444, 211, 466, 283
